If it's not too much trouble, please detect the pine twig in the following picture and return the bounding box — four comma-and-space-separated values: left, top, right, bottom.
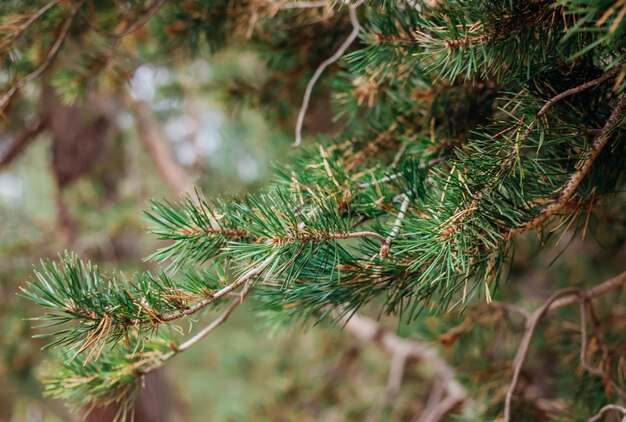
380, 193, 410, 258
159, 253, 276, 322
269, 230, 387, 245
10, 1, 61, 43
503, 270, 626, 422
177, 280, 253, 353
518, 62, 625, 145
508, 92, 626, 239
293, 0, 365, 147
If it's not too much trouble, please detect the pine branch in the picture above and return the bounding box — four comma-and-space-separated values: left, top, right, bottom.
159, 253, 275, 322
508, 92, 626, 238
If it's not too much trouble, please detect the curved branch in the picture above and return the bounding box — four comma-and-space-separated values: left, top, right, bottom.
0, 118, 46, 167
503, 270, 626, 421
588, 404, 626, 422
344, 314, 466, 422
518, 62, 625, 145
293, 0, 365, 147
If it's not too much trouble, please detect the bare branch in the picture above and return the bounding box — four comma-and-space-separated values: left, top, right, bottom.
293, 0, 365, 147
176, 280, 253, 353
504, 270, 626, 421
343, 314, 466, 422
588, 404, 626, 422
280, 1, 328, 9
380, 193, 410, 258
518, 62, 625, 145
0, 118, 46, 167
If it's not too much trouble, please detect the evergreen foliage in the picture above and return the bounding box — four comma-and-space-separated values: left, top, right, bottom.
2, 0, 625, 420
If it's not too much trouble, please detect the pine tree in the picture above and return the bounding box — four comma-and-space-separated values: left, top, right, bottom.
2, 1, 625, 420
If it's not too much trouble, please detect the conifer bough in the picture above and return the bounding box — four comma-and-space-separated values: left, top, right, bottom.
6, 0, 626, 420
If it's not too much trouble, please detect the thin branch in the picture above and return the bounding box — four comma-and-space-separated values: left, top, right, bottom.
159, 253, 276, 322
269, 230, 387, 245
72, 0, 165, 39
0, 1, 84, 113
293, 0, 365, 147
176, 280, 253, 353
280, 1, 328, 9
0, 117, 46, 167
518, 62, 625, 145
11, 1, 61, 42
508, 92, 626, 239
139, 281, 254, 376
503, 270, 626, 422
588, 404, 626, 422
125, 95, 191, 195
504, 288, 582, 422
546, 270, 626, 312
380, 193, 410, 258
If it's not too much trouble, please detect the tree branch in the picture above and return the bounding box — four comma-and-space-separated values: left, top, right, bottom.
588, 404, 626, 422
0, 117, 46, 167
508, 92, 626, 239
125, 95, 191, 195
379, 193, 410, 258
159, 253, 276, 322
293, 0, 365, 147
71, 0, 165, 39
0, 1, 84, 113
518, 62, 625, 145
503, 270, 626, 421
280, 1, 328, 9
343, 314, 466, 422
